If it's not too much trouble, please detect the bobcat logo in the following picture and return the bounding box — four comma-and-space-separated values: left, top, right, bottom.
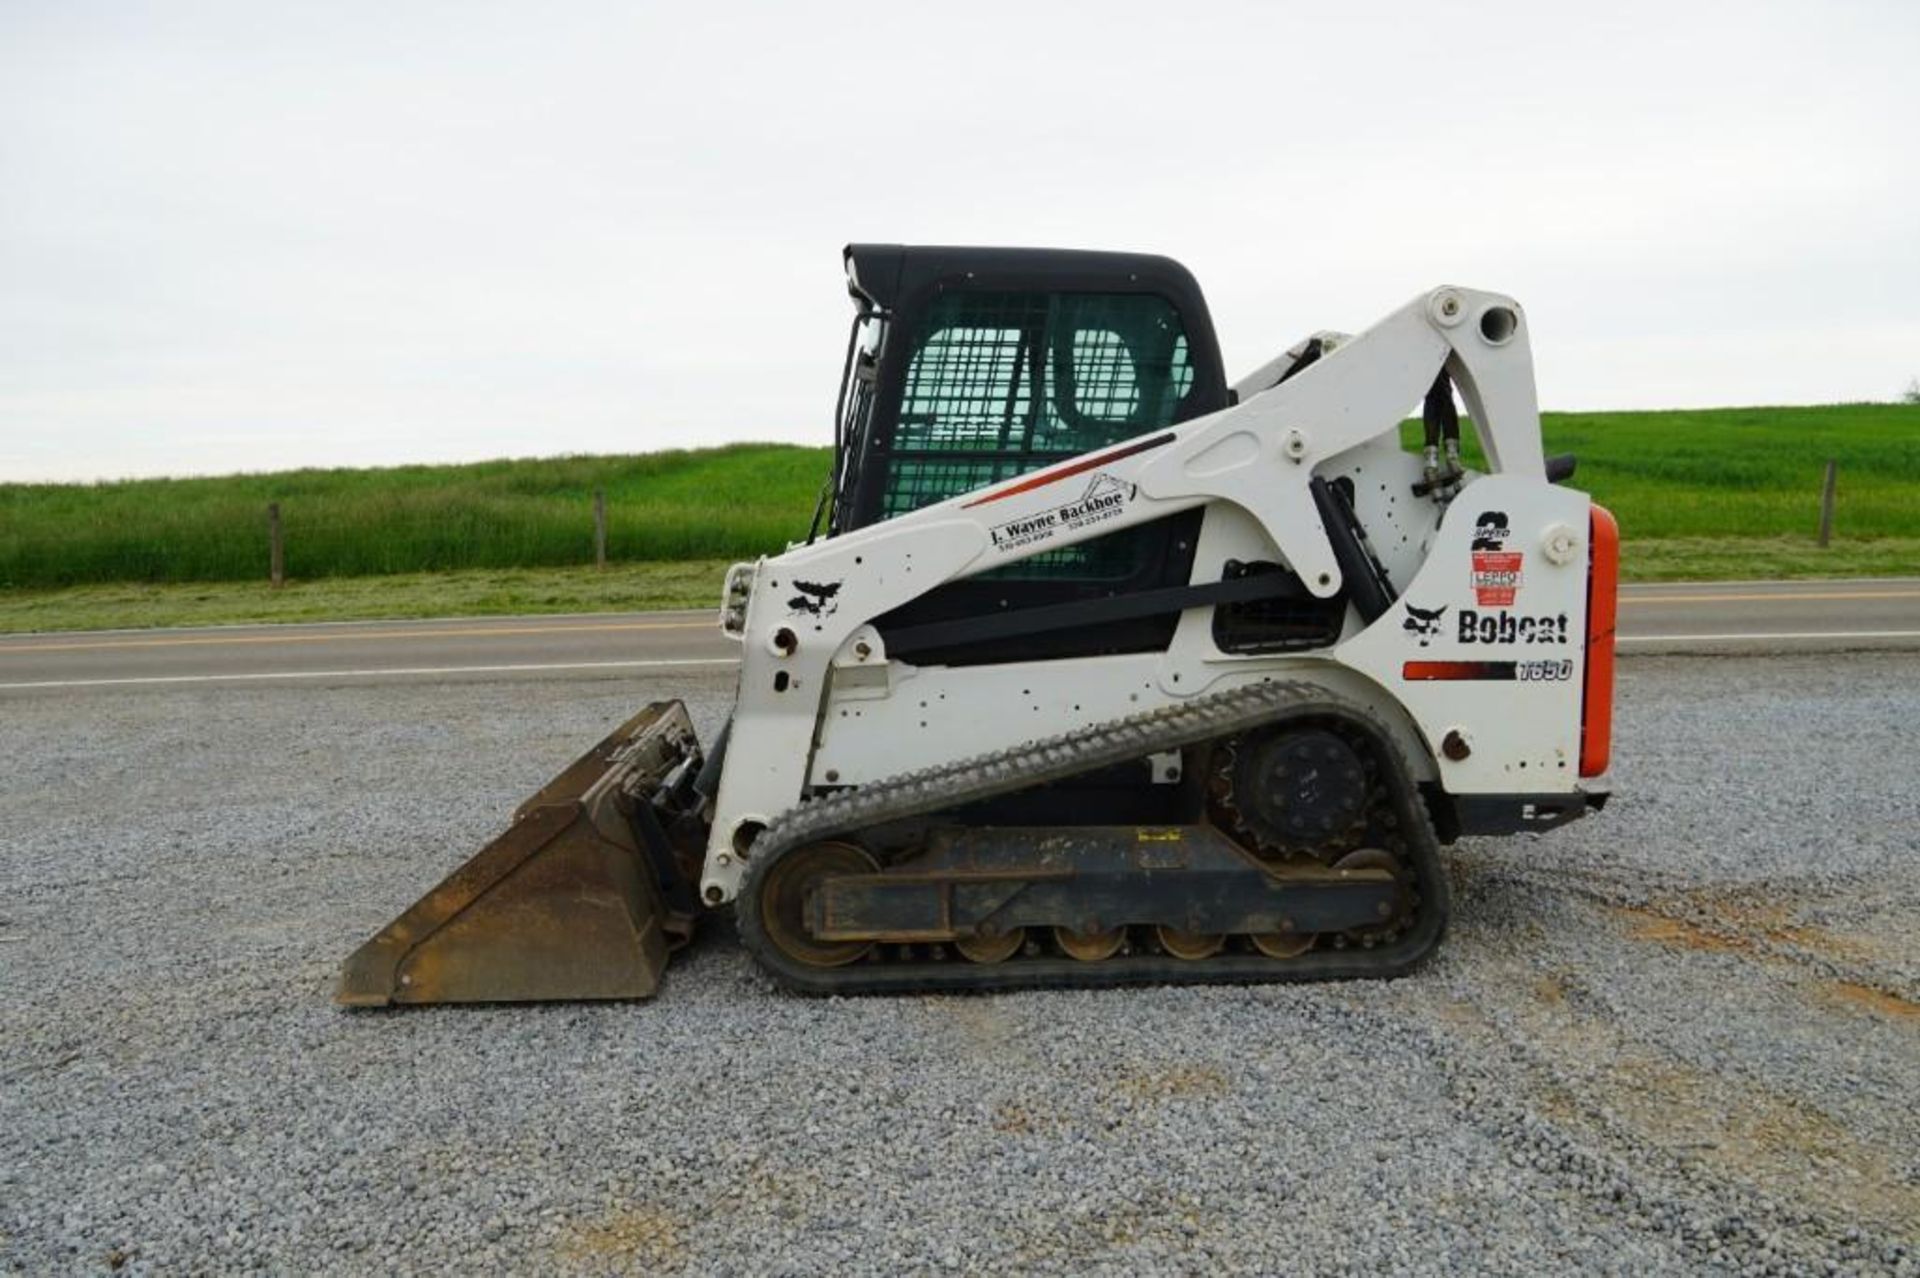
787, 579, 841, 618
1403, 602, 1448, 647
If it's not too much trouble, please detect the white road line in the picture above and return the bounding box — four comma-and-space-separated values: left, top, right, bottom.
1617, 630, 1920, 644
0, 657, 741, 691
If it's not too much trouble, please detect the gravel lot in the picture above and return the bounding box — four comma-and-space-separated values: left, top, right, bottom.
3, 655, 1917, 1275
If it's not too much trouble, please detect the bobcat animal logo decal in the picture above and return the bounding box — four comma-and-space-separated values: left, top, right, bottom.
1403, 602, 1448, 647
787, 579, 841, 618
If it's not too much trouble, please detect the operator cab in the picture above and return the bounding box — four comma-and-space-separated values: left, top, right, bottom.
822, 244, 1232, 663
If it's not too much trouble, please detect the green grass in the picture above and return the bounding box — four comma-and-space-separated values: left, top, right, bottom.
1401, 402, 1920, 539
0, 444, 829, 589
1, 404, 1915, 633
1620, 537, 1920, 581
0, 562, 735, 633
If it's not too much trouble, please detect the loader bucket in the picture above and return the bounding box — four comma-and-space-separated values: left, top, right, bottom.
337, 701, 707, 1007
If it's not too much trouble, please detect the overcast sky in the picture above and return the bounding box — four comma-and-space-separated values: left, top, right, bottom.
2, 1, 1915, 482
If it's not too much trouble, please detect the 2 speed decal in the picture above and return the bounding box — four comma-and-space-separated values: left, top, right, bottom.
1470, 510, 1524, 606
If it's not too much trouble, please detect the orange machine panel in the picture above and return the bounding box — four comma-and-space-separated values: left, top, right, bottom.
1580, 505, 1620, 777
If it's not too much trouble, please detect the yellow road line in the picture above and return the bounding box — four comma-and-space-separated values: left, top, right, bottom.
0, 619, 713, 654
1620, 590, 1920, 605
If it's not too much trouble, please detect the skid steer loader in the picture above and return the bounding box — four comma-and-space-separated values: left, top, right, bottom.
338, 244, 1617, 1005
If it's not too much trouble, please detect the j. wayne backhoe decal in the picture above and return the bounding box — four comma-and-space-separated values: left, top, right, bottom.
988, 473, 1135, 552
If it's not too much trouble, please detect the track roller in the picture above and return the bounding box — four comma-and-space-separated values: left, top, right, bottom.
1156, 927, 1225, 960
955, 929, 1026, 964
1054, 926, 1126, 962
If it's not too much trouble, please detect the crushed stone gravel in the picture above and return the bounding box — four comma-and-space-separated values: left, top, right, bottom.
1, 654, 1916, 1275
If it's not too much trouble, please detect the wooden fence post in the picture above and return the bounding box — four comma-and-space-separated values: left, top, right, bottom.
1817, 460, 1837, 548
267, 502, 285, 588
593, 490, 607, 571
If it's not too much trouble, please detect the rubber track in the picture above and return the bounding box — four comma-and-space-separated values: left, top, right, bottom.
736, 679, 1450, 995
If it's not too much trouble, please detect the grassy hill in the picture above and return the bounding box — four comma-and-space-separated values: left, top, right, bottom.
1412, 403, 1918, 540
1, 404, 1914, 599
0, 444, 828, 589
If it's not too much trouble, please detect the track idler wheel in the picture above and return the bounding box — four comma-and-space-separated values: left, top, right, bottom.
758, 841, 880, 968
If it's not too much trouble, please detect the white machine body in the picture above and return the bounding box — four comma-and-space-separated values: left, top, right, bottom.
701, 287, 1599, 905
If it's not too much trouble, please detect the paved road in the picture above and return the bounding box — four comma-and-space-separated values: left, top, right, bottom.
2, 578, 1917, 691
1615, 578, 1920, 647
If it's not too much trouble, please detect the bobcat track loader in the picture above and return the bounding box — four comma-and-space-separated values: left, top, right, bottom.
338, 244, 1618, 1005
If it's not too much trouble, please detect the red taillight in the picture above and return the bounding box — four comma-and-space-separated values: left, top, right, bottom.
1580, 505, 1620, 777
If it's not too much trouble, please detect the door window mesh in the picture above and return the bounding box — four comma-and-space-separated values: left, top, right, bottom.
884, 291, 1197, 578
